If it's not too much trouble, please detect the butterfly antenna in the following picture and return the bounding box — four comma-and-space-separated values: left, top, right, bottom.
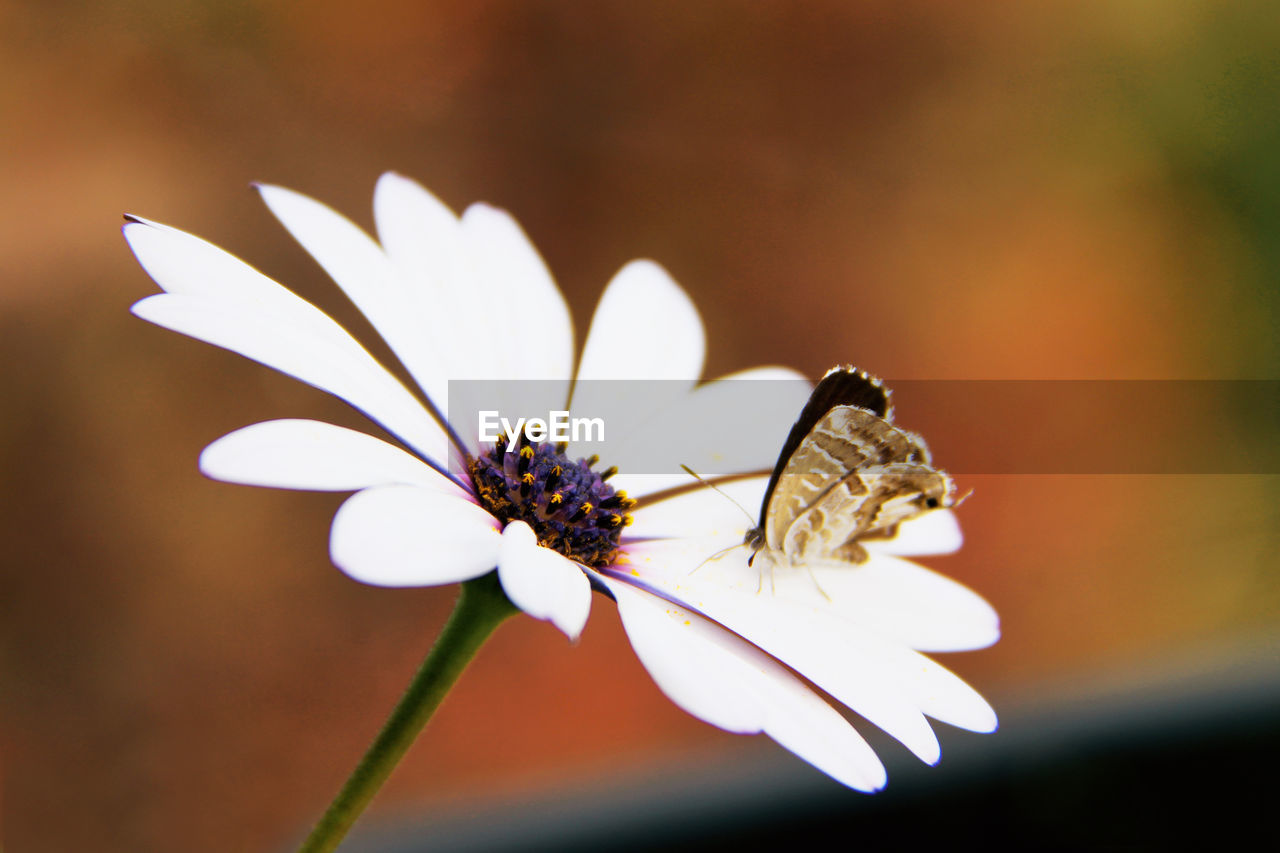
677, 465, 769, 579
687, 541, 746, 576
679, 464, 758, 526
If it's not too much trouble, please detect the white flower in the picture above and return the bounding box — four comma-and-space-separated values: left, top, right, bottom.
125, 172, 999, 792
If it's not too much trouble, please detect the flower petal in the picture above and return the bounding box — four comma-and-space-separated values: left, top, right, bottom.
624, 484, 1001, 755
566, 366, 812, 488
460, 203, 574, 388
200, 419, 465, 495
620, 541, 938, 763
863, 508, 963, 557
601, 575, 887, 792
125, 215, 336, 309
629, 536, 999, 746
625, 476, 766, 542
256, 183, 453, 418
125, 219, 447, 462
497, 521, 591, 640
371, 173, 575, 448
628, 483, 996, 653
612, 366, 810, 478
373, 173, 475, 396
330, 486, 501, 587
806, 553, 1000, 652
571, 262, 706, 424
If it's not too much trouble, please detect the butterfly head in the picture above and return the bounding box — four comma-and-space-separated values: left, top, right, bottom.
743, 523, 768, 567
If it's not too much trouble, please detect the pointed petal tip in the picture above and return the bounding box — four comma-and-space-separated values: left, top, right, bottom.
912, 731, 942, 766
254, 181, 287, 201
129, 293, 163, 319
555, 613, 588, 643
849, 765, 889, 793
122, 214, 162, 232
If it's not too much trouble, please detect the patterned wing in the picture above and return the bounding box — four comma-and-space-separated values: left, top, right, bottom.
756, 367, 890, 533
767, 406, 952, 562
791, 463, 955, 563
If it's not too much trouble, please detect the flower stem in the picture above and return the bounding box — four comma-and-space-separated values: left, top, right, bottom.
296, 573, 519, 853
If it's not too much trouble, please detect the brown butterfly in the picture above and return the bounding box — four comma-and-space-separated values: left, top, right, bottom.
746, 366, 955, 567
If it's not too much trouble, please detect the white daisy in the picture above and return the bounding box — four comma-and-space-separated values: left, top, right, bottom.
125, 172, 998, 793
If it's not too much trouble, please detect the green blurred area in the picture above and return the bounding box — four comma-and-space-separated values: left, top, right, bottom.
1103, 3, 1280, 372
1, 2, 1277, 851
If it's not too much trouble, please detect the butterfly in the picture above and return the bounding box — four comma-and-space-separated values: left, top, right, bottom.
745, 366, 956, 568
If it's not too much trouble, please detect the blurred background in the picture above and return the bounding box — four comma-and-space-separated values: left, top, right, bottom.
2, 1, 1278, 849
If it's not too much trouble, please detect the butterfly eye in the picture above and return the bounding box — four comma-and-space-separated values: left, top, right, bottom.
924, 497, 940, 509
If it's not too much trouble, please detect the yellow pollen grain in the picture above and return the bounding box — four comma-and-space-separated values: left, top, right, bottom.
549, 492, 563, 505
521, 472, 535, 485
580, 501, 594, 514
520, 446, 534, 459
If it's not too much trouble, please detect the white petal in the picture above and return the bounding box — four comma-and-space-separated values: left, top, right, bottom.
565, 366, 812, 481
885, 645, 999, 734
628, 483, 996, 653
132, 292, 447, 463
602, 576, 886, 792
371, 181, 575, 451
807, 553, 1000, 652
620, 543, 942, 764
629, 536, 999, 745
330, 486, 501, 587
605, 473, 695, 501
460, 203, 574, 389
864, 509, 963, 557
646, 367, 810, 477
126, 219, 448, 462
256, 183, 453, 416
626, 476, 766, 541
125, 216, 335, 310
497, 521, 591, 640
373, 173, 474, 397
572, 261, 705, 395
200, 419, 465, 495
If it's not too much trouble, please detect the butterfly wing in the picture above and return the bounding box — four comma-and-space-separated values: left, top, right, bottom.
757, 367, 890, 533
770, 407, 954, 563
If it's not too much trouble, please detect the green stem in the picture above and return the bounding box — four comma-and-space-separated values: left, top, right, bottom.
297, 573, 519, 853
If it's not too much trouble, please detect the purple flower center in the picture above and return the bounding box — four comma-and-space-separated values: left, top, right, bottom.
468, 434, 634, 568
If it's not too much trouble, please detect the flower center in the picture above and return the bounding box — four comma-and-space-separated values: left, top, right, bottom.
468, 434, 634, 568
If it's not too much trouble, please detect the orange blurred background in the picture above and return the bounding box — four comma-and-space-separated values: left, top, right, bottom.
3, 2, 1278, 850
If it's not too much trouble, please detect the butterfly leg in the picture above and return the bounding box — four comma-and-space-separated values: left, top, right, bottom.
803, 563, 833, 602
